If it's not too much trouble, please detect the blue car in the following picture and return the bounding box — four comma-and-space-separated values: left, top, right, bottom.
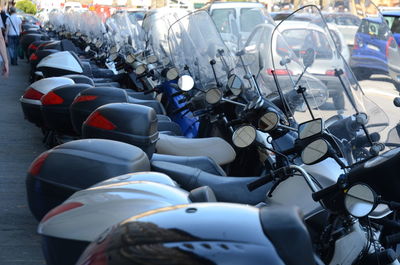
350, 15, 400, 84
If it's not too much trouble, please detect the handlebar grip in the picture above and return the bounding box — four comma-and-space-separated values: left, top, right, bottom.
172, 105, 189, 115
247, 174, 273, 192
389, 201, 400, 210
312, 183, 339, 202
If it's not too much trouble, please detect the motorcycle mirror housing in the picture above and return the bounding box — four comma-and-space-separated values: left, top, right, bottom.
301, 138, 329, 165
344, 184, 377, 218
95, 40, 103, 48
232, 125, 257, 148
126, 54, 135, 64
166, 68, 179, 81
147, 55, 158, 64
205, 88, 223, 105
109, 53, 118, 62
303, 48, 315, 68
227, 74, 243, 96
258, 112, 279, 132
178, 75, 194, 91
110, 45, 119, 54
298, 118, 323, 140
133, 62, 147, 75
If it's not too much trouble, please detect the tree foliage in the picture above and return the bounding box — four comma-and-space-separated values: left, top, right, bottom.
15, 0, 37, 15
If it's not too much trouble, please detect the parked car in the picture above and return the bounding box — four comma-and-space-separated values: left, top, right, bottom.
382, 11, 400, 46
202, 2, 274, 51
322, 12, 361, 48
350, 16, 400, 83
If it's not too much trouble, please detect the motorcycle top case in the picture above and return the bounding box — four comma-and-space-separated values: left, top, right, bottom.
26, 138, 150, 221
37, 51, 84, 77
70, 87, 130, 134
82, 103, 159, 158
21, 33, 44, 53
41, 83, 93, 135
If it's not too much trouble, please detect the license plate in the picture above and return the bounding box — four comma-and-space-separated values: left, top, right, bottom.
367, 44, 380, 52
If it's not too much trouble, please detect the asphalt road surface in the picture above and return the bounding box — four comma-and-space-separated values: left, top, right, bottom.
0, 62, 45, 264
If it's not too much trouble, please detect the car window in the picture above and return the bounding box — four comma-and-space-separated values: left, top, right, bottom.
359, 19, 388, 40
335, 16, 361, 26
211, 8, 235, 33
281, 29, 333, 59
384, 15, 400, 34
240, 8, 265, 32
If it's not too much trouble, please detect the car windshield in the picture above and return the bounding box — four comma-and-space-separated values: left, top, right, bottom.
211, 8, 235, 33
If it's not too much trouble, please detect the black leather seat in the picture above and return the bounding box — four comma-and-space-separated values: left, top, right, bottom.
260, 206, 317, 265
151, 154, 226, 176
127, 95, 166, 115
151, 161, 270, 205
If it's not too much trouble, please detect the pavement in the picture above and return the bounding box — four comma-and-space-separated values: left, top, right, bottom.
0, 61, 45, 264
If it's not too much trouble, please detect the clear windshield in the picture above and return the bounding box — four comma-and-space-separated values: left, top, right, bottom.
271, 5, 398, 164
111, 12, 145, 52
143, 9, 189, 66
168, 11, 235, 90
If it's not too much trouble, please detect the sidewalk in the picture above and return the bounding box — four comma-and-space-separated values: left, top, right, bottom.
0, 62, 45, 264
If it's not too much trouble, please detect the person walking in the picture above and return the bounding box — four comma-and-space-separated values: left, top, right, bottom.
5, 7, 21, 65
0, 11, 8, 77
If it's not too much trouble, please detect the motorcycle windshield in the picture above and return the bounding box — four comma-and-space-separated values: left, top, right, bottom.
143, 9, 188, 66
271, 5, 397, 163
168, 11, 235, 90
112, 12, 145, 52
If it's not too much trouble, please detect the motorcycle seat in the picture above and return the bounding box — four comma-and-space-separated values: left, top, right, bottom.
156, 134, 236, 165
127, 96, 166, 115
151, 161, 269, 204
151, 154, 226, 176
259, 206, 316, 265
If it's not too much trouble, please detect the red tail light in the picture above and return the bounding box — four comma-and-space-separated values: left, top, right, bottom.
85, 111, 116, 130
325, 70, 336, 76
353, 38, 359, 50
73, 95, 97, 104
28, 43, 38, 51
41, 202, 84, 223
28, 151, 50, 175
266, 68, 293, 75
24, 87, 44, 100
41, 91, 64, 105
29, 53, 38, 61
386, 36, 394, 58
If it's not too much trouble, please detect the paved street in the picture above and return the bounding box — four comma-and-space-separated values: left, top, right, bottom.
0, 62, 45, 264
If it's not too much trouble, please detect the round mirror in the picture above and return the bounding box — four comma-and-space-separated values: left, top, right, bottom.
301, 139, 329, 165
227, 75, 242, 96
147, 55, 158, 64
178, 75, 194, 91
126, 54, 135, 64
344, 184, 376, 218
166, 68, 179, 81
84, 46, 90, 53
162, 57, 170, 66
258, 112, 279, 132
110, 46, 119, 54
205, 88, 223, 104
134, 63, 147, 75
232, 125, 257, 148
95, 40, 103, 48
109, 53, 118, 61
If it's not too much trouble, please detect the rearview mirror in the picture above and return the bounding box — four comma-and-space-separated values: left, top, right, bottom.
178, 75, 194, 91
303, 48, 315, 68
126, 54, 135, 64
147, 55, 158, 64
301, 139, 329, 165
95, 40, 103, 48
258, 111, 279, 132
205, 88, 223, 104
109, 53, 118, 61
227, 74, 243, 96
344, 184, 376, 218
133, 62, 146, 75
298, 119, 323, 139
110, 45, 119, 54
232, 125, 256, 148
166, 68, 179, 81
